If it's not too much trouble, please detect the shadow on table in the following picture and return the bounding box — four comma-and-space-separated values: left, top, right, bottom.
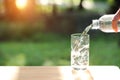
72, 69, 94, 80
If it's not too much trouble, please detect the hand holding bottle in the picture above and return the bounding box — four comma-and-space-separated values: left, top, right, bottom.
112, 8, 120, 32
92, 11, 120, 33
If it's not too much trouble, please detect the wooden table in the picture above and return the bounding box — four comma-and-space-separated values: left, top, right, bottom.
0, 66, 120, 80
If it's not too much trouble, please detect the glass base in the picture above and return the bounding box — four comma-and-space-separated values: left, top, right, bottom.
72, 67, 87, 71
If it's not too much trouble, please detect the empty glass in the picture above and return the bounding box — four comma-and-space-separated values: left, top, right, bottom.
71, 33, 89, 70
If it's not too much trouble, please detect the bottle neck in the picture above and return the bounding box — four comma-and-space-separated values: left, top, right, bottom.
92, 20, 100, 30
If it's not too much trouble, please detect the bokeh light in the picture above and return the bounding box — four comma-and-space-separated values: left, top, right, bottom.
16, 0, 27, 9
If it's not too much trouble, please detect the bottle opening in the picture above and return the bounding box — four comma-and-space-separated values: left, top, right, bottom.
92, 20, 99, 30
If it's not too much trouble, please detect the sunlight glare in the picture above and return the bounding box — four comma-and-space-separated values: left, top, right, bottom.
0, 67, 19, 80
16, 0, 27, 9
59, 67, 74, 80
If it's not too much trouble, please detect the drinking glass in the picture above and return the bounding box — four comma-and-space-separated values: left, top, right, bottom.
71, 33, 89, 70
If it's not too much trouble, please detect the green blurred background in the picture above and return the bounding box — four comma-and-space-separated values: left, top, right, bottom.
0, 0, 120, 67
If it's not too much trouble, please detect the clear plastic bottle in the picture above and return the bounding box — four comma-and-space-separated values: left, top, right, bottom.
92, 14, 120, 33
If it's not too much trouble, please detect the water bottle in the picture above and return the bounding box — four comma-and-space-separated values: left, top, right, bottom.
92, 14, 120, 33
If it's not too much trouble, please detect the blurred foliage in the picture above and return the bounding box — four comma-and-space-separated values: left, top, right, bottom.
94, 0, 106, 2
90, 32, 120, 67
107, 0, 114, 5
107, 0, 120, 14
0, 35, 70, 66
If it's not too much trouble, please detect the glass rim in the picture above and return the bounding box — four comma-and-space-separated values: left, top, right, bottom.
71, 33, 89, 37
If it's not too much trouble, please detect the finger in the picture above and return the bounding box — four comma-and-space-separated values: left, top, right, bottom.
112, 20, 118, 32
